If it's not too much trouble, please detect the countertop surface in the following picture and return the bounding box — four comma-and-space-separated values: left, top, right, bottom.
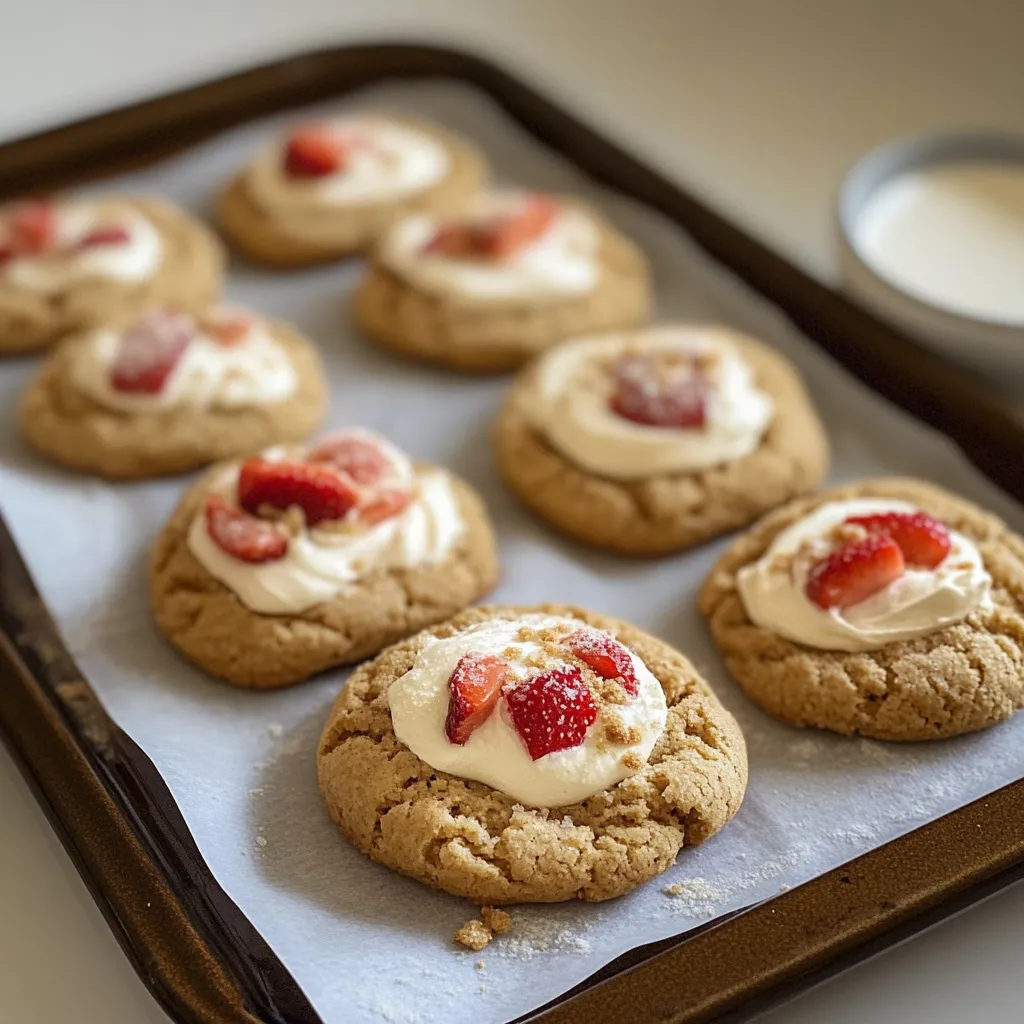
2, 2, 1023, 1021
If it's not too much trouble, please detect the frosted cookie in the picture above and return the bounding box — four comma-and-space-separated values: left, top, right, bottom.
0, 196, 223, 355
216, 116, 486, 266
148, 430, 499, 688
699, 478, 1024, 740
317, 604, 747, 903
495, 324, 828, 555
18, 306, 327, 480
354, 190, 651, 372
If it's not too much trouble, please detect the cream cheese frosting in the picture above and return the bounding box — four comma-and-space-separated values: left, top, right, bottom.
377, 191, 600, 302
387, 615, 668, 807
246, 117, 450, 212
737, 498, 993, 652
68, 311, 298, 413
187, 434, 464, 615
523, 326, 774, 480
2, 202, 162, 293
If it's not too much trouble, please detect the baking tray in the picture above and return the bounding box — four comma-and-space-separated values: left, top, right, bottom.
2, 42, 1024, 1024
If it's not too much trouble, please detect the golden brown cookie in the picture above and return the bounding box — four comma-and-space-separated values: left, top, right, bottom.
215, 117, 487, 267
0, 197, 223, 355
353, 196, 651, 373
17, 311, 327, 480
494, 327, 829, 555
699, 478, 1024, 740
317, 604, 747, 904
148, 449, 500, 689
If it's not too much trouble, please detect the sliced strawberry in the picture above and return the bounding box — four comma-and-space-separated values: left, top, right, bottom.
78, 224, 131, 249
307, 434, 391, 486
283, 126, 347, 178
486, 194, 558, 259
8, 200, 58, 255
0, 244, 12, 266
565, 628, 638, 697
424, 194, 558, 261
205, 310, 254, 347
503, 666, 598, 761
609, 352, 707, 429
360, 489, 413, 525
806, 533, 905, 610
204, 494, 288, 563
237, 458, 359, 526
845, 511, 951, 569
109, 310, 194, 394
444, 653, 512, 744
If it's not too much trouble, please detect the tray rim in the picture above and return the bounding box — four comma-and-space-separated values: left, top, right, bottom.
1, 39, 1024, 1024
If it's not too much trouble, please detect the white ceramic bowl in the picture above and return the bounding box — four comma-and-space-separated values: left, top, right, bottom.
837, 131, 1024, 380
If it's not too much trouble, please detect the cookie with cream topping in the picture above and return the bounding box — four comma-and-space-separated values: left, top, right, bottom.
494, 324, 828, 555
18, 305, 327, 479
317, 604, 747, 903
699, 478, 1024, 740
354, 190, 651, 372
0, 196, 223, 354
216, 115, 487, 266
148, 429, 499, 688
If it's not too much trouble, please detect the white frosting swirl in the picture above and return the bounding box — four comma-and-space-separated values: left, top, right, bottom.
246, 118, 450, 212
67, 313, 298, 413
2, 203, 162, 293
524, 326, 774, 480
377, 191, 600, 302
186, 437, 464, 615
737, 498, 993, 652
388, 615, 668, 808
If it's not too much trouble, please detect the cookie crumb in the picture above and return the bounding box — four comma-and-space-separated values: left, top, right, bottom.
266, 723, 283, 738
620, 751, 643, 771
474, 960, 486, 971
454, 919, 492, 951
480, 906, 512, 935
254, 835, 267, 849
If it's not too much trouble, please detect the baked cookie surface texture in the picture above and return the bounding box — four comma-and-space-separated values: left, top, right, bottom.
149, 429, 499, 688
216, 115, 487, 266
318, 604, 747, 903
355, 190, 652, 372
19, 306, 327, 479
495, 324, 828, 554
0, 196, 223, 354
699, 478, 1024, 740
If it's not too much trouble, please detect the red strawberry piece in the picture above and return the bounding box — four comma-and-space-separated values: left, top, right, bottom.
424, 194, 558, 260
565, 628, 638, 697
503, 666, 598, 761
78, 224, 131, 249
444, 653, 512, 745
805, 533, 905, 610
609, 352, 707, 429
307, 434, 391, 486
205, 310, 253, 347
110, 310, 194, 394
845, 511, 951, 569
283, 126, 347, 178
485, 194, 558, 259
360, 489, 413, 525
237, 458, 359, 526
9, 200, 58, 255
0, 244, 13, 266
204, 494, 288, 563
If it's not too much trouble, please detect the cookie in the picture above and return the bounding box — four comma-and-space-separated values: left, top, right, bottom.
318, 604, 747, 904
216, 115, 486, 267
495, 324, 828, 556
148, 430, 500, 688
0, 196, 223, 355
18, 306, 327, 480
353, 190, 651, 373
699, 478, 1024, 740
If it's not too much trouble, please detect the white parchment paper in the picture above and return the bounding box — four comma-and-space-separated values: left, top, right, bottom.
2, 82, 1023, 1024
